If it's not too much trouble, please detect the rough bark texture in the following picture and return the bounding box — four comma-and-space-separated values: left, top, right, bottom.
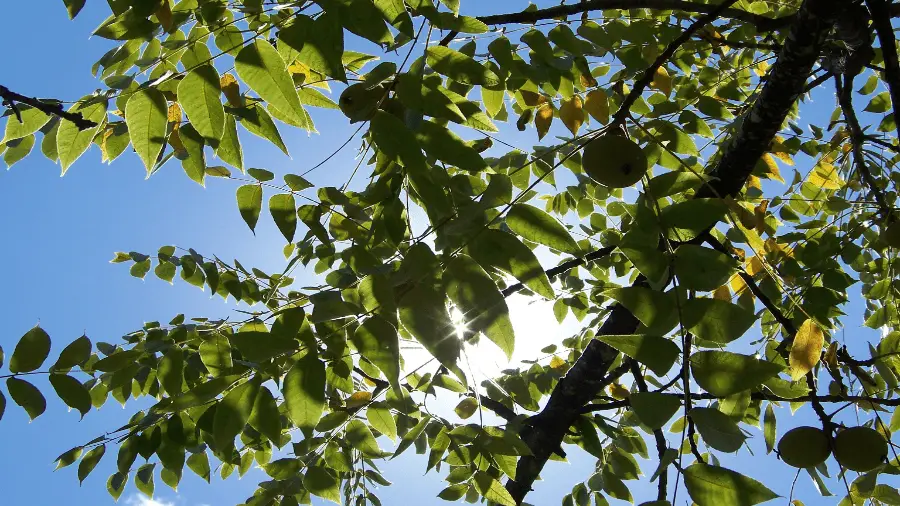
504, 0, 847, 502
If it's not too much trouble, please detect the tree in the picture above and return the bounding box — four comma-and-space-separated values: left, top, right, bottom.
1, 0, 900, 504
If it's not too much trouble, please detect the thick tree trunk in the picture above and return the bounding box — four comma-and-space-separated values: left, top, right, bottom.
505, 0, 847, 502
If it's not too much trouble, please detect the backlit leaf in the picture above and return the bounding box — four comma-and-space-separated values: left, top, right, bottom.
283, 353, 325, 433
125, 88, 168, 175
691, 351, 783, 397
506, 203, 579, 255
235, 40, 305, 126
683, 464, 778, 506
790, 319, 824, 381
9, 325, 51, 373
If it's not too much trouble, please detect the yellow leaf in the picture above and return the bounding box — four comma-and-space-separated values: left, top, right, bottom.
755, 60, 770, 77
730, 271, 748, 294
759, 153, 784, 183
519, 90, 546, 107
807, 161, 844, 189
220, 73, 243, 107
168, 128, 186, 156
535, 104, 553, 140
712, 285, 731, 301
754, 199, 768, 235
167, 103, 182, 127
769, 137, 794, 166
583, 89, 609, 124
747, 175, 762, 193
559, 96, 584, 135
346, 391, 372, 408
650, 67, 672, 97
608, 383, 630, 400
790, 319, 824, 381
550, 355, 569, 373
823, 341, 838, 369
745, 256, 764, 276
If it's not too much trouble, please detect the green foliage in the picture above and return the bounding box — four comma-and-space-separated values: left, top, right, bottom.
2, 1, 900, 505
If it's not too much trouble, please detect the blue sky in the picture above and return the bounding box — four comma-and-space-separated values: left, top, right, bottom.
0, 1, 897, 506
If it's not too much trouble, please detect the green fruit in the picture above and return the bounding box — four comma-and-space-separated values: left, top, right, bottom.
834, 426, 888, 472
777, 426, 831, 468
338, 83, 386, 123
883, 221, 900, 248
581, 135, 648, 188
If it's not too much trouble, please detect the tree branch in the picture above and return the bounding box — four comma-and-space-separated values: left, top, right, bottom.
503, 0, 847, 502
865, 0, 900, 141
612, 0, 741, 126
478, 0, 793, 31
0, 85, 98, 130
582, 392, 900, 412
500, 246, 615, 298
630, 361, 670, 500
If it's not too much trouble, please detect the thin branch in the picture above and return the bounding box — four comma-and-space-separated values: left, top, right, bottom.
582, 392, 900, 412
865, 0, 900, 141
631, 361, 670, 501
612, 0, 741, 126
500, 246, 615, 297
477, 0, 793, 31
0, 85, 98, 130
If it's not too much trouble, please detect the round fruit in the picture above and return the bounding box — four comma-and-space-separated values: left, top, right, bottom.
338, 83, 385, 123
883, 221, 900, 248
777, 426, 831, 468
581, 135, 648, 188
833, 426, 888, 472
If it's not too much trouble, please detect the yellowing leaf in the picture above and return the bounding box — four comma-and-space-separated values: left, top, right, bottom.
167, 103, 182, 124
559, 96, 583, 135
651, 67, 672, 96
790, 319, 824, 381
713, 285, 731, 301
346, 391, 372, 409
808, 162, 843, 189
608, 383, 630, 400
583, 89, 609, 124
535, 104, 553, 140
759, 154, 784, 183
220, 73, 243, 107
745, 256, 764, 276
549, 355, 568, 373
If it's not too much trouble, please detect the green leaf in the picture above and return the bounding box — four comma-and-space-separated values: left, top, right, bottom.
134, 463, 154, 498
682, 298, 757, 345
674, 245, 738, 291
346, 419, 383, 457
163, 375, 242, 412
763, 403, 776, 454
689, 407, 746, 452
283, 353, 325, 433
214, 377, 260, 450
304, 466, 340, 504
177, 65, 225, 146
49, 374, 92, 417
426, 46, 500, 87
659, 198, 727, 241
229, 331, 299, 363
236, 184, 262, 233
392, 414, 429, 458
3, 134, 35, 168
55, 446, 83, 471
235, 40, 306, 126
506, 203, 579, 255
2, 105, 51, 143
64, 0, 86, 19
366, 402, 397, 441
57, 98, 107, 173
9, 325, 51, 373
269, 193, 297, 242
158, 348, 184, 395
125, 88, 168, 175
683, 464, 778, 506
107, 472, 128, 501
444, 254, 515, 359
370, 110, 425, 169
597, 334, 680, 376
454, 397, 479, 419
264, 458, 300, 480
864, 92, 891, 113
604, 287, 678, 335
239, 104, 288, 155
351, 316, 401, 388
473, 471, 516, 506
177, 122, 206, 186
284, 173, 312, 191
416, 120, 487, 172
186, 452, 210, 482
79, 445, 106, 483
467, 229, 554, 299
0, 390, 4, 422
93, 349, 142, 372
398, 280, 459, 370
199, 333, 233, 376
629, 392, 681, 429
216, 114, 243, 170
277, 13, 346, 82
7, 377, 46, 420
691, 351, 784, 397
248, 385, 282, 444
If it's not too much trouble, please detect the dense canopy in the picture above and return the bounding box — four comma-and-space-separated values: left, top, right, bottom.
2, 0, 900, 505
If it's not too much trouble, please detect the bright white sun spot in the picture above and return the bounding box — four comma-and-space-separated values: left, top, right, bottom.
450, 306, 468, 340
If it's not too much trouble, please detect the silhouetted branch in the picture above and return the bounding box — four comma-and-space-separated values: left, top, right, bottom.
0, 85, 97, 130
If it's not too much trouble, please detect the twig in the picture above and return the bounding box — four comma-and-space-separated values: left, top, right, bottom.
611, 0, 741, 126
500, 246, 615, 297
0, 85, 98, 130
630, 361, 670, 500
